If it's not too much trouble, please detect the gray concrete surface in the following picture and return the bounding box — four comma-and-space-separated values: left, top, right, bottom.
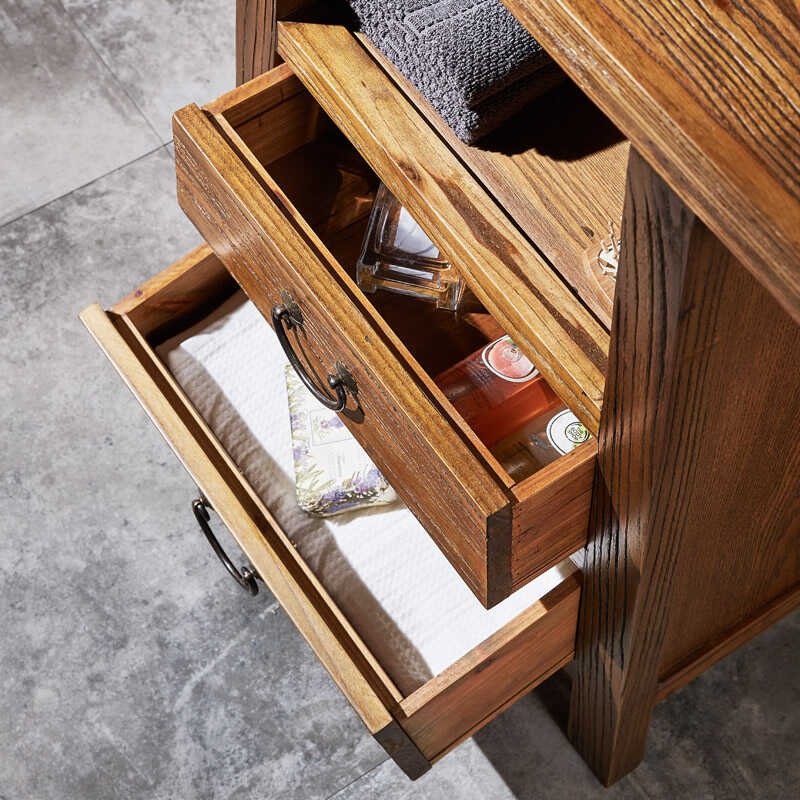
1, 2, 798, 798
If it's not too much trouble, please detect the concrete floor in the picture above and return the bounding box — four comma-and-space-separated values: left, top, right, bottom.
1, 2, 798, 798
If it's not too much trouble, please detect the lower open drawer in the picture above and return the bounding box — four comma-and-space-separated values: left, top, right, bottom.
80, 245, 581, 778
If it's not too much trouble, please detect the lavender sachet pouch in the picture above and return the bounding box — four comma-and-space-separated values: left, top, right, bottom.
285, 365, 397, 516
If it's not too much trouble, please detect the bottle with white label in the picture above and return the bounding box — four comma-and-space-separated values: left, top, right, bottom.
491, 405, 592, 482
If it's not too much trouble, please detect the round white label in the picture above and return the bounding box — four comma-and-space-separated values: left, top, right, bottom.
546, 410, 591, 455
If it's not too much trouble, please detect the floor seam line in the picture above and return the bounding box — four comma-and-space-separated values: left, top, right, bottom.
321, 757, 391, 800
53, 0, 166, 146
0, 142, 173, 231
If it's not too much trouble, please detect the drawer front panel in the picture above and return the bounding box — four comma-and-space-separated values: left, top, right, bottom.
173, 103, 512, 605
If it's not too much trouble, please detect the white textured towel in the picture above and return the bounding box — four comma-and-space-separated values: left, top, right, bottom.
157, 292, 576, 695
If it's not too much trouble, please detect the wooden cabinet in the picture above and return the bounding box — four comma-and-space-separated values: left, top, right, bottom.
81, 0, 800, 789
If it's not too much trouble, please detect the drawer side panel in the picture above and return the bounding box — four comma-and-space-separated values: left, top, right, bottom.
510, 442, 596, 591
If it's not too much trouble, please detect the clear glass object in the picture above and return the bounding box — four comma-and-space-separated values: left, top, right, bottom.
357, 184, 465, 310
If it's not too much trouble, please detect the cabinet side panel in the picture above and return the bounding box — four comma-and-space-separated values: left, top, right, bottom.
569, 148, 800, 785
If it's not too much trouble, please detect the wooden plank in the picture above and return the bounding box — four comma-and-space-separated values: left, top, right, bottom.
277, 20, 609, 433
568, 148, 800, 785
567, 149, 704, 785
231, 93, 321, 178
236, 0, 281, 84
206, 64, 322, 169
172, 102, 515, 606
207, 62, 302, 123
358, 33, 628, 329
236, 0, 276, 85
509, 442, 595, 592
503, 0, 800, 325
656, 583, 800, 704
653, 275, 800, 679
399, 571, 580, 761
112, 244, 235, 338
429, 652, 573, 765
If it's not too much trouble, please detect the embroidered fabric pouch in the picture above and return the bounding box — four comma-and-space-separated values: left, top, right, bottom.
285, 365, 397, 516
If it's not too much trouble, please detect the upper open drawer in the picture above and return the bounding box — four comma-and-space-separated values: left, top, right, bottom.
172, 65, 598, 608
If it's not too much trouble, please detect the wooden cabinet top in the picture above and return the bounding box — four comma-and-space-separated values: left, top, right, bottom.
503, 0, 800, 324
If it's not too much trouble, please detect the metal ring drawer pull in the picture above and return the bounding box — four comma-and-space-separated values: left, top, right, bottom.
271, 290, 349, 412
192, 496, 259, 596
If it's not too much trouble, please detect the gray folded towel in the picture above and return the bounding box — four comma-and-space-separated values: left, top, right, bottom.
345, 0, 563, 143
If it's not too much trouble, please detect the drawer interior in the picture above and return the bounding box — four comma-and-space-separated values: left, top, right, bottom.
87, 246, 581, 771
201, 52, 610, 433
207, 68, 597, 494
154, 283, 578, 697
274, 14, 613, 432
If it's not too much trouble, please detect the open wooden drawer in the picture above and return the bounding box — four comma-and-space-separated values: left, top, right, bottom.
79, 245, 581, 779
172, 63, 600, 608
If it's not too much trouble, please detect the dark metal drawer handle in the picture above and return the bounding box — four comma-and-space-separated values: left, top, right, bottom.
271, 290, 350, 412
192, 496, 259, 596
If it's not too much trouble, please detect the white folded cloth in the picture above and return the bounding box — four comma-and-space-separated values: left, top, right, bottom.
157, 292, 575, 694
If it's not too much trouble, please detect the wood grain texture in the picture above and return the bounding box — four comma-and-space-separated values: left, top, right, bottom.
236, 0, 277, 84
277, 20, 610, 432
172, 101, 513, 606
510, 442, 595, 592
112, 244, 235, 339
656, 582, 800, 704
236, 1, 311, 84
428, 652, 573, 765
208, 62, 322, 169
654, 250, 800, 679
569, 148, 800, 785
357, 33, 628, 329
568, 149, 705, 784
399, 571, 580, 761
207, 62, 301, 123
503, 0, 800, 325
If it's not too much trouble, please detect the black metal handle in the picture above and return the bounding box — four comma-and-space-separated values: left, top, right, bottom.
271, 291, 348, 411
192, 497, 259, 596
